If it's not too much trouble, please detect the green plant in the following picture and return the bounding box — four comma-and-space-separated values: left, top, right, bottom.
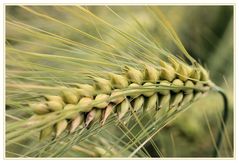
5, 6, 231, 157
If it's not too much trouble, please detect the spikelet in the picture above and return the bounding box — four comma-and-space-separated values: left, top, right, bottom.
168, 57, 180, 71
26, 115, 43, 126
144, 94, 158, 119
64, 104, 79, 119
202, 85, 210, 92
159, 60, 176, 81
194, 92, 202, 101
158, 94, 171, 110
109, 73, 128, 89
124, 66, 143, 84
40, 126, 54, 140
142, 82, 155, 97
170, 93, 184, 109
195, 82, 204, 91
30, 103, 49, 115
199, 65, 209, 81
93, 77, 111, 94
178, 65, 192, 81
55, 119, 68, 137
110, 89, 125, 104
75, 84, 95, 97
61, 89, 80, 104
158, 80, 171, 95
117, 99, 130, 120
190, 67, 201, 80
128, 83, 141, 98
85, 109, 96, 127
172, 79, 184, 93
46, 101, 64, 112
144, 93, 158, 112
94, 94, 109, 109
144, 64, 160, 83
169, 58, 192, 82
132, 95, 144, 112
78, 97, 93, 112
179, 93, 194, 108
101, 104, 113, 126
75, 84, 94, 92
44, 95, 64, 104
85, 109, 102, 127
92, 109, 102, 122
70, 113, 85, 133
196, 82, 210, 92
184, 80, 194, 94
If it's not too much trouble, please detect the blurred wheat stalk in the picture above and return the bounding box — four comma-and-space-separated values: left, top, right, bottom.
5, 6, 233, 157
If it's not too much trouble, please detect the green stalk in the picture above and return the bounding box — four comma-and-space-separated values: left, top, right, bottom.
212, 86, 229, 157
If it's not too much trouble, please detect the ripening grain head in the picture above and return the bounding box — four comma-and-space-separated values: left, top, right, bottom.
5, 5, 231, 158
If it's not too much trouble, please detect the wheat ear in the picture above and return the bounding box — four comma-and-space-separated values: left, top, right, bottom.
27, 60, 212, 139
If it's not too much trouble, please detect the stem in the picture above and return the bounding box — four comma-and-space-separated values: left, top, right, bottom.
212, 86, 229, 157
